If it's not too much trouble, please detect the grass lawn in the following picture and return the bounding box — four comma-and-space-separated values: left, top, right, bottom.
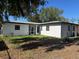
4, 35, 50, 40
0, 35, 79, 59
3, 35, 59, 44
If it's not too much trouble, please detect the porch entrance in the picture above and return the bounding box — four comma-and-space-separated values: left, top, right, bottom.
29, 25, 40, 35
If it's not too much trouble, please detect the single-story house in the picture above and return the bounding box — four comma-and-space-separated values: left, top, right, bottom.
0, 21, 79, 38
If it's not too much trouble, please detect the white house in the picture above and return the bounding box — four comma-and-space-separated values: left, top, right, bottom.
40, 21, 79, 38
0, 21, 79, 38
1, 22, 41, 36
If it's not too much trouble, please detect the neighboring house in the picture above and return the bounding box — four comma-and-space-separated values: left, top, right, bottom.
0, 21, 79, 38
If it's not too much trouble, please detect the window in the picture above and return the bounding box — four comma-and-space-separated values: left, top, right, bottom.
15, 25, 20, 30
31, 27, 33, 34
72, 26, 75, 31
46, 25, 49, 31
68, 25, 70, 31
37, 26, 40, 33
72, 32, 75, 37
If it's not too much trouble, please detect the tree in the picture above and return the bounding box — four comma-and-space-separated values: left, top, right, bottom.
29, 13, 42, 22
69, 18, 79, 23
0, 0, 46, 23
30, 7, 69, 22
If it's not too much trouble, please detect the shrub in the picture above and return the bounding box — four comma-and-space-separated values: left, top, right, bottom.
63, 37, 74, 43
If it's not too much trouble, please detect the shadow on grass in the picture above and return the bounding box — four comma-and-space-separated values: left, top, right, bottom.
11, 37, 79, 52
0, 40, 11, 59
18, 41, 43, 50
11, 37, 36, 44
0, 40, 8, 51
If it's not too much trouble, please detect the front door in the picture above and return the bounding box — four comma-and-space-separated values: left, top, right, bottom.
29, 25, 35, 35
37, 26, 40, 34
31, 27, 34, 34
29, 25, 40, 35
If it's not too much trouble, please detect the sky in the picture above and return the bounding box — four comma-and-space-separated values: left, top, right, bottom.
9, 0, 79, 23
46, 0, 79, 19
9, 16, 29, 22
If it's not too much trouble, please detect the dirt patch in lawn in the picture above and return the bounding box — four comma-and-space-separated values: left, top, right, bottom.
0, 39, 79, 59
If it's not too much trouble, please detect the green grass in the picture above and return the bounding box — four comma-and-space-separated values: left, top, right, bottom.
0, 37, 2, 41
2, 35, 78, 49
4, 35, 49, 40
0, 35, 4, 41
2, 35, 52, 43
6, 35, 48, 39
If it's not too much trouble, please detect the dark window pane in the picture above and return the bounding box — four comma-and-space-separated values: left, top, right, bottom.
15, 25, 20, 30
72, 26, 75, 31
46, 25, 49, 31
37, 26, 40, 33
68, 25, 70, 31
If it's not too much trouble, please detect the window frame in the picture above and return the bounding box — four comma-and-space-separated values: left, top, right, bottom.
15, 25, 20, 30
72, 25, 75, 31
46, 25, 49, 31
68, 25, 70, 31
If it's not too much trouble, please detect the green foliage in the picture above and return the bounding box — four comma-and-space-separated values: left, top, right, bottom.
0, 37, 3, 41
0, 0, 46, 16
40, 7, 69, 22
30, 7, 69, 22
0, 0, 46, 23
29, 14, 42, 22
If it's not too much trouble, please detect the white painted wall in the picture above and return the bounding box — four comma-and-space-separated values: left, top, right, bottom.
40, 24, 61, 38
2, 22, 79, 38
40, 23, 78, 38
2, 23, 29, 36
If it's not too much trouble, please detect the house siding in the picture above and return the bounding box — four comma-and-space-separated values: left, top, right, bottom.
2, 23, 29, 36
1, 21, 79, 38
61, 23, 79, 38
40, 24, 61, 38
76, 26, 79, 36
61, 24, 69, 38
